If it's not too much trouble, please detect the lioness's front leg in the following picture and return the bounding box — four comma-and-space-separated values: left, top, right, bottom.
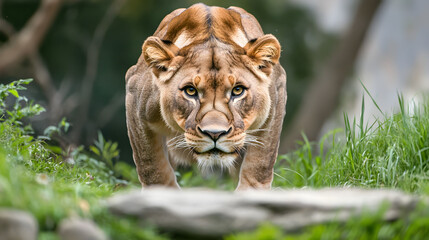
125, 82, 179, 188
236, 67, 286, 191
236, 115, 284, 190
127, 123, 179, 188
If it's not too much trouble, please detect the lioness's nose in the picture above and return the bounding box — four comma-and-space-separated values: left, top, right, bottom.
199, 127, 231, 141
198, 110, 231, 141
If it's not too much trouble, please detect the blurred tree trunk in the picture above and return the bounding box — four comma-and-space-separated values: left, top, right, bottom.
279, 0, 384, 153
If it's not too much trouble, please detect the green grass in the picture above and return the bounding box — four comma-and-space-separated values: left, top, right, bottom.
1, 79, 429, 239
274, 94, 429, 194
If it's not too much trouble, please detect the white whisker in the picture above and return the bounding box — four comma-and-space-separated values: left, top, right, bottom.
167, 134, 184, 145
167, 135, 185, 148
245, 128, 271, 134
244, 134, 265, 147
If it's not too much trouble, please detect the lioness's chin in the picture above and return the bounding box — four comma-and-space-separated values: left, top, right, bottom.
195, 151, 237, 172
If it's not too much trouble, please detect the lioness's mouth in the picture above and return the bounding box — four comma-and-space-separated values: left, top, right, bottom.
194, 148, 233, 155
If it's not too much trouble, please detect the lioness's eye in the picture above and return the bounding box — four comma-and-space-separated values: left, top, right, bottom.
232, 86, 245, 97
184, 87, 198, 97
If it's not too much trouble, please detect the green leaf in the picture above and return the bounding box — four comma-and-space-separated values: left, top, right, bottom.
60, 118, 70, 133
45, 145, 63, 154
90, 146, 101, 156
8, 89, 19, 98
43, 126, 59, 137
19, 78, 33, 85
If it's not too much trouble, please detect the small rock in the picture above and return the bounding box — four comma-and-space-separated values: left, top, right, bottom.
58, 217, 108, 240
0, 208, 38, 240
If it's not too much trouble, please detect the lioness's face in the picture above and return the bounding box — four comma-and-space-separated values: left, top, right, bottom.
142, 36, 280, 169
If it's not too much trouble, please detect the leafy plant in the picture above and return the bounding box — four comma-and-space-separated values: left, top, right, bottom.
41, 117, 71, 142
0, 79, 164, 239
0, 79, 45, 130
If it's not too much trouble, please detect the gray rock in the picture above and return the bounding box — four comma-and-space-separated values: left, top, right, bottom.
107, 188, 418, 237
0, 208, 38, 240
58, 217, 108, 240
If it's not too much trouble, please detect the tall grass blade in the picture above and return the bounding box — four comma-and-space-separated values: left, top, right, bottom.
360, 80, 384, 116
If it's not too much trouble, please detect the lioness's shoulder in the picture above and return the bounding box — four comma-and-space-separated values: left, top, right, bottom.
153, 3, 264, 49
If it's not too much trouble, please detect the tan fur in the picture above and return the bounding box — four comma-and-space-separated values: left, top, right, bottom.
125, 3, 287, 190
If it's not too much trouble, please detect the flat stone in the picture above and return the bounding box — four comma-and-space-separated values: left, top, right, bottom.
107, 188, 418, 237
58, 217, 108, 240
0, 208, 38, 240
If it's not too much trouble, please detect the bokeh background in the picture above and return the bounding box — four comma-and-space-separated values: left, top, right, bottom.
1, 0, 428, 164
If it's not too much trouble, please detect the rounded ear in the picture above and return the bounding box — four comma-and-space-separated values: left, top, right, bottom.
142, 36, 177, 77
244, 34, 281, 76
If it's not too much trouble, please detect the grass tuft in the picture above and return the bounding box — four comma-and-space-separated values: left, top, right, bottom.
274, 94, 429, 193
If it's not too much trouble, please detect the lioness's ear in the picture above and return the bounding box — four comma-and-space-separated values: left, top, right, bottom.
142, 36, 178, 78
244, 34, 281, 76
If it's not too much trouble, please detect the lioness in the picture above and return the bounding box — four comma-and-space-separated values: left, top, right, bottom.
125, 3, 286, 190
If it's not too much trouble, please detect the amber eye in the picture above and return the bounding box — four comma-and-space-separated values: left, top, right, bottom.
232, 86, 245, 97
184, 86, 198, 97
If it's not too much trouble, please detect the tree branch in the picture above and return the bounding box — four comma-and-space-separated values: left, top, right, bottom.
0, 18, 15, 36
71, 0, 126, 142
96, 93, 125, 127
0, 6, 57, 110
0, 0, 63, 73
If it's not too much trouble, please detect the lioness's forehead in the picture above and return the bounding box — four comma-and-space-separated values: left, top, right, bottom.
183, 46, 242, 88
186, 42, 243, 71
